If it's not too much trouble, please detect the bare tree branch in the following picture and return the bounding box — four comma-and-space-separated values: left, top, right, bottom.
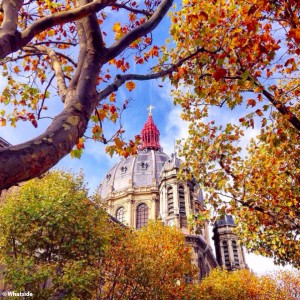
111, 3, 152, 17
24, 45, 68, 101
107, 0, 173, 60
98, 46, 215, 101
244, 76, 300, 132
38, 74, 55, 119
21, 0, 115, 45
0, 0, 114, 59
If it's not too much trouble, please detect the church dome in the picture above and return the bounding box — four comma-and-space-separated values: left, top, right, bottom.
99, 111, 170, 199
99, 149, 170, 199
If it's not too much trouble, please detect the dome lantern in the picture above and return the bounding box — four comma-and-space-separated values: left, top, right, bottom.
140, 106, 161, 150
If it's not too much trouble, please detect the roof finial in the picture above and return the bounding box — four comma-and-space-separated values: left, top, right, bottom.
147, 104, 155, 116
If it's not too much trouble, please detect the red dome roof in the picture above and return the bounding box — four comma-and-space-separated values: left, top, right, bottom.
140, 115, 161, 150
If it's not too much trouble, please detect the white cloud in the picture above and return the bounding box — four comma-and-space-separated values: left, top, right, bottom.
161, 105, 189, 155
246, 252, 296, 275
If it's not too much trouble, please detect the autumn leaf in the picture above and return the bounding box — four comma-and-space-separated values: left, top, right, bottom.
47, 29, 56, 36
213, 68, 227, 81
247, 99, 256, 107
92, 125, 102, 134
114, 137, 125, 148
199, 12, 208, 21
109, 92, 116, 102
289, 28, 300, 43
255, 109, 263, 117
149, 45, 159, 57
13, 66, 20, 74
112, 22, 121, 32
125, 81, 136, 91
76, 137, 85, 149
129, 12, 136, 22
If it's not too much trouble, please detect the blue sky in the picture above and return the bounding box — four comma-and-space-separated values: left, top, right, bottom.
0, 1, 296, 275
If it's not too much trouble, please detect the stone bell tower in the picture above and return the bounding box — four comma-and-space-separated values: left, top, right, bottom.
213, 215, 247, 271
158, 153, 192, 233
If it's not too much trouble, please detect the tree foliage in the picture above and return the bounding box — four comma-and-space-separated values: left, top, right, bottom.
0, 170, 112, 299
98, 221, 197, 300
187, 268, 300, 300
165, 0, 300, 267
0, 171, 196, 299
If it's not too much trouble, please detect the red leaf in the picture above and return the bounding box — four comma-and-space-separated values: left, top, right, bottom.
213, 68, 227, 81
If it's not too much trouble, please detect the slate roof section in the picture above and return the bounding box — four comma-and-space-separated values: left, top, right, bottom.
0, 137, 11, 148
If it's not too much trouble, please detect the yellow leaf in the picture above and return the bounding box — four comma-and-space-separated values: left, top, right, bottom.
114, 137, 125, 148
48, 29, 56, 37
112, 22, 121, 32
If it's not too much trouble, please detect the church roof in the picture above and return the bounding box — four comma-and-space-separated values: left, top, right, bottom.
214, 215, 236, 227
161, 153, 182, 172
0, 137, 11, 148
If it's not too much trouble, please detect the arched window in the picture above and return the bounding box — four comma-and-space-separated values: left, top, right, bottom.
116, 207, 125, 223
178, 185, 186, 216
136, 203, 148, 229
223, 240, 230, 269
232, 240, 239, 266
167, 187, 174, 215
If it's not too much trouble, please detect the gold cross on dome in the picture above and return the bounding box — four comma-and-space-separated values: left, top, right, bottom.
147, 105, 155, 116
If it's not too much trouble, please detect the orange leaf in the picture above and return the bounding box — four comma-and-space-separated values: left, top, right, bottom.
255, 109, 263, 116
114, 137, 125, 148
247, 99, 256, 107
125, 81, 136, 92
109, 105, 116, 114
257, 94, 263, 102
13, 66, 20, 74
129, 12, 136, 22
92, 125, 102, 134
76, 138, 85, 149
149, 46, 159, 57
109, 92, 116, 102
